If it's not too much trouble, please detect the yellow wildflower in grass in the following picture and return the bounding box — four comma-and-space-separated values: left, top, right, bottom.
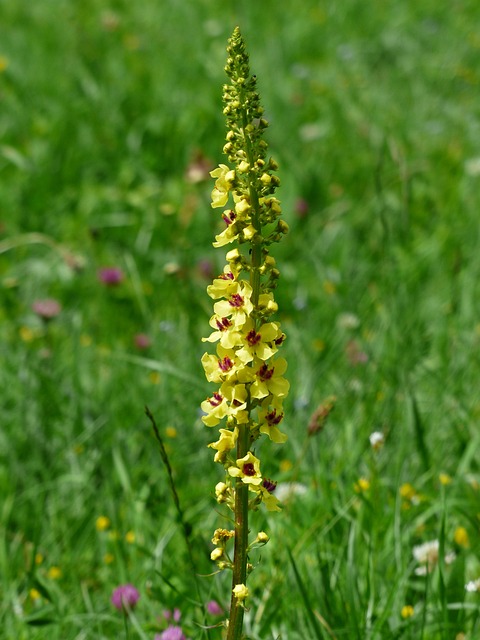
19, 326, 36, 342
149, 371, 161, 384
96, 516, 111, 532
439, 473, 452, 486
35, 553, 44, 565
354, 477, 370, 493
104, 553, 114, 564
47, 566, 62, 580
454, 526, 470, 548
29, 588, 41, 601
280, 459, 293, 473
125, 531, 136, 544
399, 482, 420, 505
323, 281, 336, 295
401, 605, 414, 619
165, 426, 177, 438
202, 27, 289, 638
80, 334, 92, 347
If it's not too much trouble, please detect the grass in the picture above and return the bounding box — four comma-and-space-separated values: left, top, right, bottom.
1, 0, 480, 638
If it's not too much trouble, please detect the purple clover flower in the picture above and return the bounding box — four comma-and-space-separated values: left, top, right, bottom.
206, 600, 223, 615
111, 584, 140, 612
98, 266, 124, 286
32, 299, 62, 320
134, 333, 151, 350
163, 608, 181, 623
154, 626, 187, 640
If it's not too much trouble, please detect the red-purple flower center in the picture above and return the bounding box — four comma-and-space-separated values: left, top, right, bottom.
216, 317, 233, 332
266, 409, 283, 426
262, 478, 277, 493
274, 333, 285, 346
218, 356, 233, 372
257, 363, 274, 380
242, 462, 256, 476
208, 393, 223, 407
246, 330, 261, 346
229, 294, 244, 308
218, 270, 235, 281
222, 211, 237, 226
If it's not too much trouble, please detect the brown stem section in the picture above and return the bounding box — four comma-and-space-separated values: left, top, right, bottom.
226, 423, 250, 639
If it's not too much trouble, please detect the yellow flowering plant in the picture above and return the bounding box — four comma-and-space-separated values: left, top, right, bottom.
201, 27, 289, 639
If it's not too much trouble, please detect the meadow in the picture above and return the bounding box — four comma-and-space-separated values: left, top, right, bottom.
1, 0, 480, 638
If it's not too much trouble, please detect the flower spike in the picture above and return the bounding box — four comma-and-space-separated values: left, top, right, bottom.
201, 27, 289, 640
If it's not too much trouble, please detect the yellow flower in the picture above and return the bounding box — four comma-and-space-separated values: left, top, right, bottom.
0, 56, 9, 72
208, 428, 238, 461
354, 478, 370, 493
401, 605, 414, 619
236, 320, 281, 364
29, 588, 41, 601
454, 526, 470, 548
104, 553, 114, 564
232, 583, 249, 602
323, 280, 336, 295
210, 547, 224, 561
439, 473, 452, 486
249, 357, 289, 400
203, 315, 242, 349
213, 281, 254, 328
399, 483, 417, 500
19, 326, 36, 342
96, 516, 111, 532
165, 426, 177, 438
258, 401, 287, 443
35, 553, 44, 565
125, 531, 136, 544
149, 371, 161, 384
47, 566, 62, 580
210, 164, 235, 208
201, 391, 230, 427
228, 452, 262, 485
256, 486, 281, 511
206, 266, 240, 300
201, 347, 242, 384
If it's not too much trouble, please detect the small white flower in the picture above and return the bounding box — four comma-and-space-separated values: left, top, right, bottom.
275, 482, 307, 502
337, 312, 360, 330
465, 157, 480, 176
413, 539, 455, 575
413, 540, 439, 575
369, 431, 385, 450
465, 579, 480, 593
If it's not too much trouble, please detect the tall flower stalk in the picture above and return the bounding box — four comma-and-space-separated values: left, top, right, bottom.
201, 27, 289, 639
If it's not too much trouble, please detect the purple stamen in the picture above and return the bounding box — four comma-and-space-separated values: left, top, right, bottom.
266, 409, 283, 426
208, 392, 223, 407
246, 330, 261, 346
262, 478, 277, 493
222, 210, 236, 226
218, 356, 233, 372
257, 363, 274, 380
216, 317, 232, 331
229, 294, 244, 308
